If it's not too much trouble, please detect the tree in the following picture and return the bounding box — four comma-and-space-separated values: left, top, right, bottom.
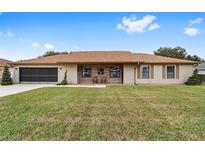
186, 55, 204, 63
185, 69, 201, 85
40, 51, 68, 57
1, 65, 13, 85
154, 46, 187, 59
154, 46, 203, 62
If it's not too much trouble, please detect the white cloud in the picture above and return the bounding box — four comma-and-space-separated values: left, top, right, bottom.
19, 37, 41, 49
32, 42, 40, 49
19, 37, 32, 43
148, 23, 160, 31
189, 18, 203, 25
7, 30, 14, 37
184, 27, 200, 36
44, 43, 54, 50
117, 15, 160, 33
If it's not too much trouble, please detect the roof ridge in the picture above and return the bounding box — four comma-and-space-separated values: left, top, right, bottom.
10, 51, 198, 65
0, 58, 12, 62
70, 50, 132, 53
15, 53, 66, 62
134, 53, 197, 62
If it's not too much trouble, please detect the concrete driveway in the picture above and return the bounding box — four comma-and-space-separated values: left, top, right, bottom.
0, 84, 106, 97
0, 84, 55, 97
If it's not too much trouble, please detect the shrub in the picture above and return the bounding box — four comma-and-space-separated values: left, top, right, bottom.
1, 65, 13, 86
185, 69, 201, 85
59, 70, 68, 85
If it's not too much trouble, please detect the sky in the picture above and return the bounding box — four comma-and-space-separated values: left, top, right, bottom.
0, 12, 205, 61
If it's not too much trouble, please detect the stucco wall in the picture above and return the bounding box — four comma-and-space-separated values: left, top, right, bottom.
135, 64, 194, 84
13, 64, 78, 84
67, 64, 78, 84
123, 64, 135, 84
12, 64, 193, 84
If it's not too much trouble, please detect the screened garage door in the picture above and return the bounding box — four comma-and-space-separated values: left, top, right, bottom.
19, 68, 58, 82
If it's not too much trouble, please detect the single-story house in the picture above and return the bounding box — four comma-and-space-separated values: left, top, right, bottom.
10, 51, 197, 84
197, 62, 205, 75
0, 58, 13, 81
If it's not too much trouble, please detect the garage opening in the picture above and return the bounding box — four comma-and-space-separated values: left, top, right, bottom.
19, 68, 58, 82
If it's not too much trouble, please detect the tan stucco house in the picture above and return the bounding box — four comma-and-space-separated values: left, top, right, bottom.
10, 51, 197, 84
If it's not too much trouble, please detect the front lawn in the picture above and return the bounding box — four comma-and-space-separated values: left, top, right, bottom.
0, 85, 205, 140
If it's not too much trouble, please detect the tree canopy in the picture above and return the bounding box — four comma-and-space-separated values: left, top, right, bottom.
154, 46, 203, 62
40, 51, 68, 57
154, 47, 187, 59
186, 55, 203, 62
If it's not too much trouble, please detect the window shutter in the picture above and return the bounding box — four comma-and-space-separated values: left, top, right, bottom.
176, 64, 179, 79
162, 65, 166, 79
137, 65, 140, 79
151, 65, 154, 79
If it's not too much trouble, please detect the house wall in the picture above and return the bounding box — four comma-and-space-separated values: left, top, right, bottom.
135, 64, 193, 84
67, 64, 78, 84
12, 63, 194, 84
123, 64, 135, 84
13, 64, 78, 84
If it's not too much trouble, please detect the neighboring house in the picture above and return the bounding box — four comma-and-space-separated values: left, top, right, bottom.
197, 62, 205, 75
10, 51, 197, 84
0, 58, 13, 81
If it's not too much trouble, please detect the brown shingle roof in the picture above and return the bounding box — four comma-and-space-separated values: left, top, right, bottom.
0, 58, 12, 67
11, 51, 197, 65
134, 53, 197, 64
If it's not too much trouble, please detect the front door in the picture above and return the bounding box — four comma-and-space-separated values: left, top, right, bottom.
97, 67, 105, 84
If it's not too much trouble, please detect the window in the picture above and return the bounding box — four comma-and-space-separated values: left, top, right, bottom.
98, 68, 104, 75
110, 66, 121, 78
167, 65, 175, 79
141, 65, 150, 79
81, 67, 92, 77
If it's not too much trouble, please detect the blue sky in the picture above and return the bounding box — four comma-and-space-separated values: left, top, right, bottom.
0, 12, 205, 61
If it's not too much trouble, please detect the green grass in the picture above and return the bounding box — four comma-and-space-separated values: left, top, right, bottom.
0, 85, 205, 140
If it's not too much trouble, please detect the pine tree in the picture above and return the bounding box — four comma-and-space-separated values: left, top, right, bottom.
1, 65, 13, 85
185, 69, 201, 85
